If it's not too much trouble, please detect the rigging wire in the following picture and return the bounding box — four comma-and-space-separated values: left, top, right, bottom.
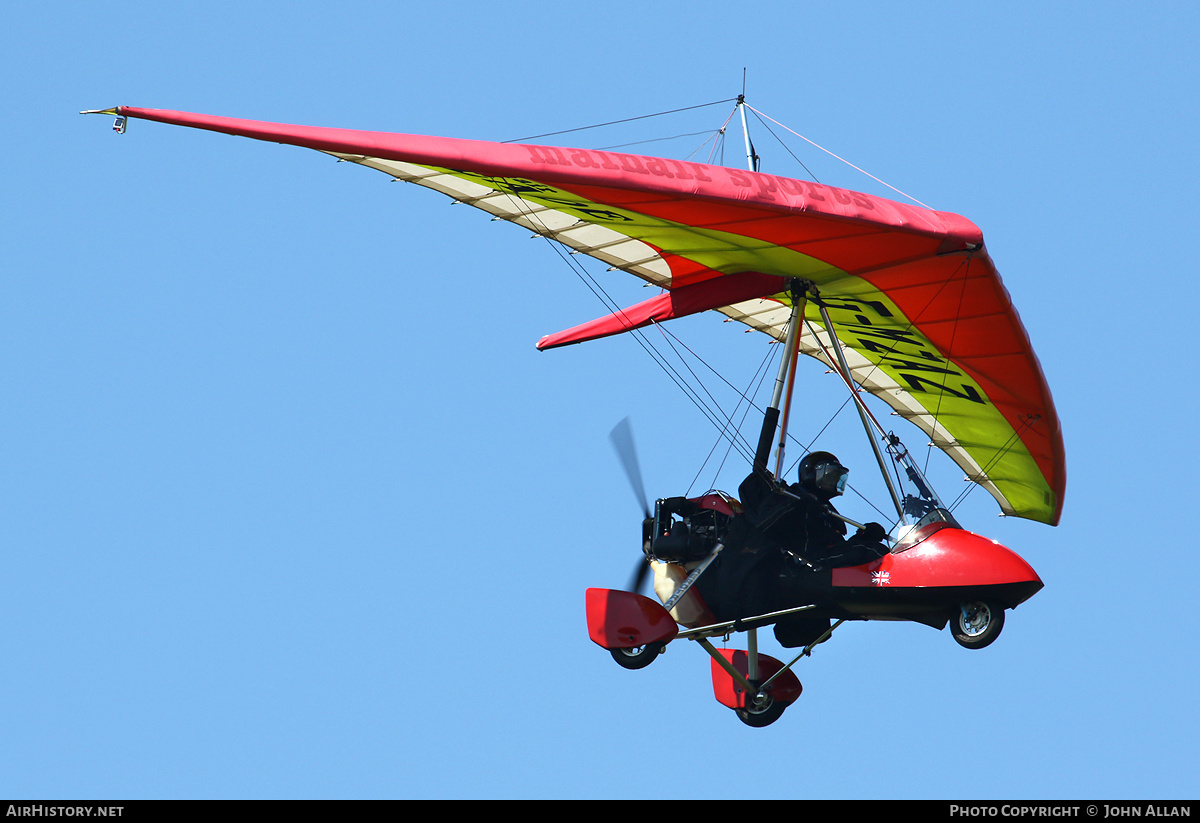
785, 312, 913, 518
648, 319, 761, 464
595, 130, 721, 152
944, 415, 1041, 516
743, 103, 931, 209
502, 98, 738, 144
654, 321, 772, 426
702, 105, 740, 167
668, 326, 780, 494
685, 337, 776, 497
519, 225, 765, 459
745, 107, 821, 183
706, 362, 776, 492
774, 383, 894, 524
544, 249, 748, 449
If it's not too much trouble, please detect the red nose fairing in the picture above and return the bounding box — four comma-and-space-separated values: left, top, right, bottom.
829, 524, 1043, 628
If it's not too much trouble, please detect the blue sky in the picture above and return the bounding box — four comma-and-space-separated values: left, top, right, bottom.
4, 0, 1198, 799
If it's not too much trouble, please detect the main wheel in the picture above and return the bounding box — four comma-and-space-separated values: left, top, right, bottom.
735, 685, 789, 727
610, 641, 665, 670
951, 601, 1005, 649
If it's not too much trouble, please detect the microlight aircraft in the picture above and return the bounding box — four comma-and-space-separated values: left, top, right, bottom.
86, 101, 1065, 727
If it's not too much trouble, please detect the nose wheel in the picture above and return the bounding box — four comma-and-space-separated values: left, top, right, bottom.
951, 601, 1005, 649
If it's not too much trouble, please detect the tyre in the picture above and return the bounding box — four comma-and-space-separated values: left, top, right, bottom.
610, 641, 665, 670
734, 684, 789, 727
951, 601, 1005, 649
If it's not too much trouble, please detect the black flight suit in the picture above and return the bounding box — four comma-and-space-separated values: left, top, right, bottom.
695, 466, 889, 647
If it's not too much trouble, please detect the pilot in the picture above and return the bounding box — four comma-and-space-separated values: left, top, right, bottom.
738, 451, 890, 571
697, 451, 890, 623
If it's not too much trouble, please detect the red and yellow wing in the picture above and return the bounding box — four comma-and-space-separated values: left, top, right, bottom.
94, 107, 1065, 525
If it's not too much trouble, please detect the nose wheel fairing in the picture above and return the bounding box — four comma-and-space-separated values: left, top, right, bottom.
828, 526, 1043, 623
585, 588, 679, 651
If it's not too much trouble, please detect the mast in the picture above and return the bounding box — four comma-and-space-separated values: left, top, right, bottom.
737, 95, 759, 172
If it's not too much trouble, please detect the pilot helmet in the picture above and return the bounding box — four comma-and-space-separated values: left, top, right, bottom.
798, 451, 848, 497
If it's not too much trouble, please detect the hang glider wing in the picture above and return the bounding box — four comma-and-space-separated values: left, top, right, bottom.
89, 106, 1065, 526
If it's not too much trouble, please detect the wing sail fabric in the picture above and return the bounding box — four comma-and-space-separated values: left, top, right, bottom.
98, 106, 1065, 526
